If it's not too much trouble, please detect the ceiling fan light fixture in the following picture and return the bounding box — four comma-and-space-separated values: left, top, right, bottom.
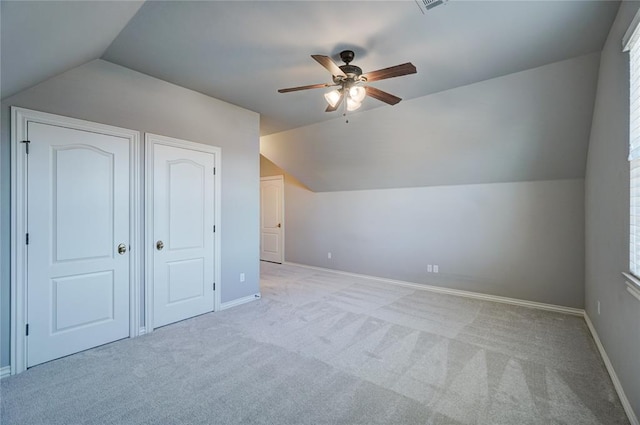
324, 89, 342, 108
346, 97, 362, 112
349, 86, 366, 103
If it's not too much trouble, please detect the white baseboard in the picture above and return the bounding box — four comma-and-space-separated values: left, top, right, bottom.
284, 262, 583, 316
220, 293, 261, 311
584, 313, 639, 425
138, 327, 147, 336
1, 366, 11, 379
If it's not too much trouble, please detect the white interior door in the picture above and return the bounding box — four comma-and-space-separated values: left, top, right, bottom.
27, 122, 131, 367
152, 143, 216, 328
260, 176, 284, 263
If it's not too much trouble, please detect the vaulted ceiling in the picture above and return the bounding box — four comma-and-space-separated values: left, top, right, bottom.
1, 1, 144, 102
2, 1, 619, 136
1, 1, 622, 191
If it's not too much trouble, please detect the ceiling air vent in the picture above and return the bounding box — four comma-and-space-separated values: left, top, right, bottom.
415, 0, 448, 14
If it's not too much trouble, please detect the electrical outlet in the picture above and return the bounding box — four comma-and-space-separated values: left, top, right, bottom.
597, 300, 600, 315
328, 252, 332, 259
427, 265, 433, 273
433, 265, 439, 273
240, 273, 245, 282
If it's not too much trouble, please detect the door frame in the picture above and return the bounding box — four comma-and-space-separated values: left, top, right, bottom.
144, 133, 222, 334
260, 175, 285, 263
10, 107, 142, 375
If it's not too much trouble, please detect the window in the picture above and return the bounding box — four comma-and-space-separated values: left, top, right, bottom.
622, 11, 640, 300
625, 15, 640, 278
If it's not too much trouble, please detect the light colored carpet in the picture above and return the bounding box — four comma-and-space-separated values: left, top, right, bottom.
1, 262, 629, 424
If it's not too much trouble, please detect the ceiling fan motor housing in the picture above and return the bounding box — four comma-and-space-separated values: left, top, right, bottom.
337, 50, 364, 83
339, 64, 363, 77
333, 71, 364, 86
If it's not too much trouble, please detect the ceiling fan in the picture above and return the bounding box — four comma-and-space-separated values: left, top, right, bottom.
278, 50, 417, 113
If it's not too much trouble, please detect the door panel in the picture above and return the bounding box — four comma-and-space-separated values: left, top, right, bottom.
169, 160, 205, 250
52, 271, 114, 332
53, 146, 114, 261
153, 144, 215, 328
167, 258, 205, 304
262, 234, 279, 253
27, 122, 130, 367
260, 177, 283, 263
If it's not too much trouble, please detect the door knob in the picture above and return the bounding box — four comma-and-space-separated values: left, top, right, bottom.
117, 243, 127, 255
277, 223, 281, 228
156, 240, 164, 251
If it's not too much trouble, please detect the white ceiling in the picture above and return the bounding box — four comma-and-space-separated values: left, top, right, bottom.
1, 1, 620, 136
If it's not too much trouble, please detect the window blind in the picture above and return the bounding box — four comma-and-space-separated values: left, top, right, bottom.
628, 22, 640, 277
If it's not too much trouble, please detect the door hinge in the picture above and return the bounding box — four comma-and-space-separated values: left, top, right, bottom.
213, 283, 216, 291
25, 324, 29, 336
213, 225, 216, 233
25, 233, 29, 245
213, 167, 216, 175
21, 140, 30, 154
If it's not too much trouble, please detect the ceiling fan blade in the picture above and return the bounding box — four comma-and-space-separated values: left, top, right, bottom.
325, 93, 344, 112
365, 86, 402, 105
278, 83, 336, 93
311, 55, 347, 78
363, 63, 417, 82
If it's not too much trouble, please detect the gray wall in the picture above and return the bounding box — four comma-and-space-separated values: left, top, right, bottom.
1, 59, 261, 368
585, 1, 640, 419
261, 54, 593, 310
261, 155, 584, 308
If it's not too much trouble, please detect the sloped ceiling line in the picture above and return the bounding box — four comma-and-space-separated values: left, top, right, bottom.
0, 1, 145, 100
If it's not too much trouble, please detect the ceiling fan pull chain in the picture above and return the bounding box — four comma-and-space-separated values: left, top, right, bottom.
343, 95, 349, 123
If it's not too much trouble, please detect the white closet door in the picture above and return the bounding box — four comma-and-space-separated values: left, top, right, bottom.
152, 143, 215, 328
27, 122, 131, 367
